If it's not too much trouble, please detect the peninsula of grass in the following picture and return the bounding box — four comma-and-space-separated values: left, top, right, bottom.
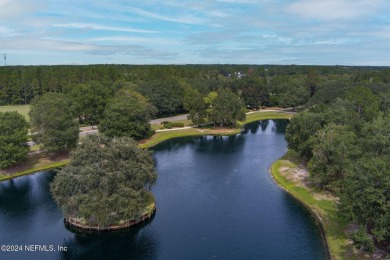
271, 150, 365, 260
1, 110, 292, 181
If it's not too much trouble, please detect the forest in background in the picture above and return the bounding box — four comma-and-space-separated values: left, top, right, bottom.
1, 64, 390, 113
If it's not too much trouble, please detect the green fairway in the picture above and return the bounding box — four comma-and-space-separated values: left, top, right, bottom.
0, 105, 30, 121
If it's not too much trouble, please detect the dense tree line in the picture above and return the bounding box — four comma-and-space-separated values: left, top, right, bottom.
285, 86, 389, 252
1, 65, 390, 114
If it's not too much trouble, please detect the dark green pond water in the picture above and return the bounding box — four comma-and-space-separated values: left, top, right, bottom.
0, 120, 326, 260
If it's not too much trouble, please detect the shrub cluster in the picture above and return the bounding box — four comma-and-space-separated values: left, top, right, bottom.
161, 121, 185, 129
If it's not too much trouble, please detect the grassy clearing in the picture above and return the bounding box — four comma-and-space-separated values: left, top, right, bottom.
271, 150, 359, 260
0, 105, 30, 121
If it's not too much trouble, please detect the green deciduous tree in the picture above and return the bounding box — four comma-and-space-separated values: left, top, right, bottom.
50, 135, 157, 227
0, 111, 29, 168
239, 76, 269, 108
277, 78, 309, 111
64, 82, 113, 125
345, 86, 380, 121
339, 157, 390, 243
360, 112, 390, 156
204, 91, 218, 120
99, 89, 157, 139
29, 92, 79, 155
138, 79, 185, 116
305, 70, 320, 97
308, 124, 359, 191
183, 88, 207, 125
209, 89, 245, 126
285, 111, 326, 159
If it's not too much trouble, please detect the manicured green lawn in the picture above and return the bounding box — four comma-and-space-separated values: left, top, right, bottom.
0, 105, 30, 121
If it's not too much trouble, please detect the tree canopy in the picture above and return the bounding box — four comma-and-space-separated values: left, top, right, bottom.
29, 92, 79, 155
286, 91, 390, 249
137, 79, 185, 116
64, 82, 114, 125
0, 111, 29, 168
183, 88, 207, 125
345, 86, 380, 121
99, 89, 157, 139
209, 88, 245, 126
50, 135, 157, 227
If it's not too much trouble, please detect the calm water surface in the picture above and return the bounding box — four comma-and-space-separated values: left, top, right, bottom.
0, 120, 326, 260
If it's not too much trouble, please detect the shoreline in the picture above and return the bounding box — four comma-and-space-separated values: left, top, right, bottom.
0, 111, 292, 182
270, 151, 366, 260
269, 153, 332, 260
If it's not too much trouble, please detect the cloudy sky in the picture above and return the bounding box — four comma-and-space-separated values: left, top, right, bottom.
1, 0, 389, 65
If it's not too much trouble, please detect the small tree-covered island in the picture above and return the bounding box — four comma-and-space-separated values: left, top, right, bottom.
50, 135, 157, 231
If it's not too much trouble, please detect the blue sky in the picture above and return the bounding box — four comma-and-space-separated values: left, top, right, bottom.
1, 0, 389, 65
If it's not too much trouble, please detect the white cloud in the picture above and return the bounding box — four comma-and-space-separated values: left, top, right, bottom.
51, 23, 157, 34
287, 0, 386, 20
87, 36, 178, 45
2, 37, 96, 52
0, 26, 19, 36
0, 0, 43, 19
125, 6, 206, 25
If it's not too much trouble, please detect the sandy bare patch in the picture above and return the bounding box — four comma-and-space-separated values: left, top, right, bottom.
313, 192, 338, 202
279, 164, 308, 183
279, 163, 338, 202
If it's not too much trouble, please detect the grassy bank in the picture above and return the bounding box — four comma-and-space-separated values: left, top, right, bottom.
270, 150, 361, 260
1, 110, 292, 181
243, 111, 292, 124
0, 157, 69, 181
142, 111, 293, 148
